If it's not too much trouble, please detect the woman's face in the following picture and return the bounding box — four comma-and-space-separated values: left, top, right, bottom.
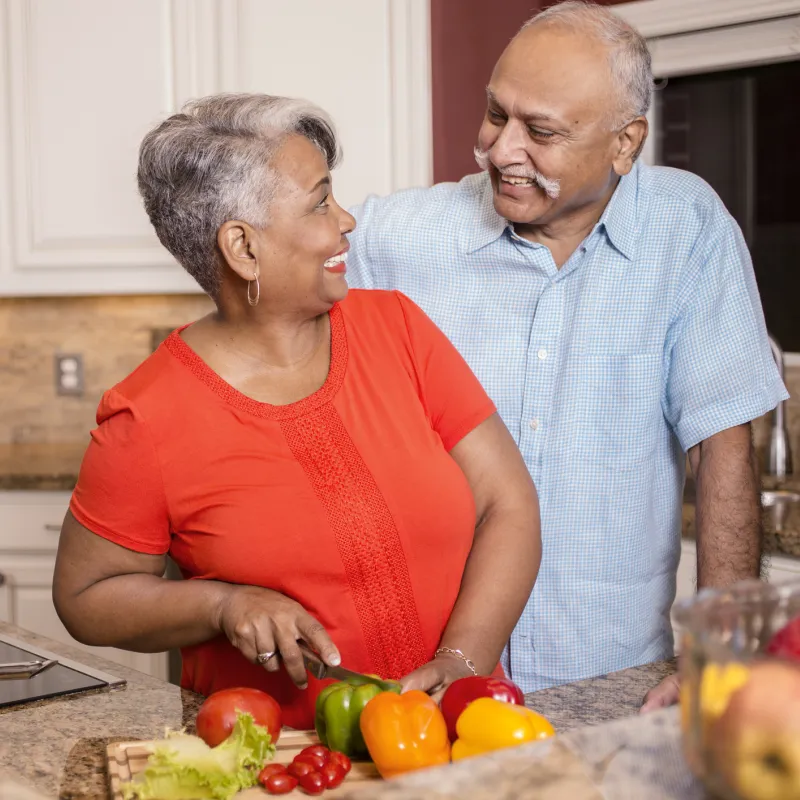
250, 134, 355, 314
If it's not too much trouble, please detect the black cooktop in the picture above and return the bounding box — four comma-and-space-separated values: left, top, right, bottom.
0, 634, 126, 708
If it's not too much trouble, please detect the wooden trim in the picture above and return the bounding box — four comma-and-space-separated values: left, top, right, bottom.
612, 0, 800, 39
388, 0, 433, 190
649, 14, 800, 78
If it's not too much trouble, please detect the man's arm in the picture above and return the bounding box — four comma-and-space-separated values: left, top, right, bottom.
691, 422, 762, 589
640, 421, 761, 712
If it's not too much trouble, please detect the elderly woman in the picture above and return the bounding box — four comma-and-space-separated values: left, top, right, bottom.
52, 94, 541, 729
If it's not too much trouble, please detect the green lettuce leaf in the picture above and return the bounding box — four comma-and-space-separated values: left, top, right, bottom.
121, 712, 276, 800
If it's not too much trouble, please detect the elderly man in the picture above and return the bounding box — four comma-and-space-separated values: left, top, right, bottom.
346, 1, 787, 709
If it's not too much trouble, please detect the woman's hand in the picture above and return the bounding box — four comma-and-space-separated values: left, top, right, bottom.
400, 653, 475, 702
216, 585, 340, 688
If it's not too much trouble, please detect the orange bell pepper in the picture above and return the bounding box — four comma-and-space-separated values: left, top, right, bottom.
359, 690, 451, 778
451, 697, 555, 761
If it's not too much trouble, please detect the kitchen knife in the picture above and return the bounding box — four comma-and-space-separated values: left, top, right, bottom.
298, 644, 398, 692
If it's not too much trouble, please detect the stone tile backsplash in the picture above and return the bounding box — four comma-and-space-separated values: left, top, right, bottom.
0, 293, 798, 467
0, 295, 212, 444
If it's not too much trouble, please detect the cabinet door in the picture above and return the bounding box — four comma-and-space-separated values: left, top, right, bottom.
672, 540, 698, 652
0, 0, 211, 296
0, 553, 168, 680
766, 553, 800, 585
673, 539, 800, 651
0, 490, 70, 550
0, 0, 431, 297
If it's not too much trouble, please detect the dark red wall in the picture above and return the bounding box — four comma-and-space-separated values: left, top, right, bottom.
430, 0, 634, 183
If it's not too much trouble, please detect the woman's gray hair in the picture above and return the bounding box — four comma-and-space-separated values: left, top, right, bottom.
137, 93, 341, 296
522, 1, 653, 129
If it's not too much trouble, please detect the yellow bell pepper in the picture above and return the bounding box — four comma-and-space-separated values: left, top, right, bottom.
452, 697, 555, 761
681, 662, 750, 734
359, 690, 451, 778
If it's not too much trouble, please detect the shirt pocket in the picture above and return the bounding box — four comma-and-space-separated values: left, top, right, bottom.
569, 353, 662, 469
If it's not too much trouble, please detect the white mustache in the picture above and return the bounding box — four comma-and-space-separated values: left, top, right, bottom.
474, 146, 561, 200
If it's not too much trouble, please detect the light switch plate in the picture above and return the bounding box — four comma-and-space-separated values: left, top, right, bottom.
54, 354, 84, 396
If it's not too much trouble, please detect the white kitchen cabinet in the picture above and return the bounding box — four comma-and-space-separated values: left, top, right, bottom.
672, 538, 800, 650
0, 491, 168, 680
0, 0, 431, 297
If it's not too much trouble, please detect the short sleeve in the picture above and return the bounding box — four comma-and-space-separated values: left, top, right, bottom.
70, 388, 171, 554
395, 291, 496, 450
663, 205, 788, 451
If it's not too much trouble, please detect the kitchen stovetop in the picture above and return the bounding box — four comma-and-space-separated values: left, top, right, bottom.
0, 633, 125, 708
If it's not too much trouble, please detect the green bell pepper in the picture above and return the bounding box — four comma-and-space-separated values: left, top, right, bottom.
314, 676, 402, 758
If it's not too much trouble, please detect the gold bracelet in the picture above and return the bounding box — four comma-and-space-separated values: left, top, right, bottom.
434, 646, 477, 676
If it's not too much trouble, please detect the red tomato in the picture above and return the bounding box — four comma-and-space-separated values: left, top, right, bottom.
320, 762, 346, 789
299, 744, 330, 762
298, 771, 326, 795
258, 763, 288, 785
293, 752, 327, 772
263, 773, 298, 795
288, 760, 316, 779
440, 676, 525, 742
195, 687, 282, 747
328, 751, 351, 775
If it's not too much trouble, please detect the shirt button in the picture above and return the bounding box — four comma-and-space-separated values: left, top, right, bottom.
529, 418, 539, 431
537, 348, 548, 360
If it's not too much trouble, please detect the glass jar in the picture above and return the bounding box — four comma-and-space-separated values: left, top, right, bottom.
673, 577, 800, 800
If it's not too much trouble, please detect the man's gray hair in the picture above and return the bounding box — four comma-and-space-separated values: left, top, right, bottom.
137, 93, 341, 296
522, 1, 653, 128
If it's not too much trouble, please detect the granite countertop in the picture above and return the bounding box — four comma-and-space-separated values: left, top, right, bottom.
682, 475, 800, 560
0, 622, 683, 800
0, 443, 86, 491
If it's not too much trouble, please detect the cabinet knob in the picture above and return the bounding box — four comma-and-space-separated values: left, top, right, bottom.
44, 524, 61, 533
0, 572, 5, 587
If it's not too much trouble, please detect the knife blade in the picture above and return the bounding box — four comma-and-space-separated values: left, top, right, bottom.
298, 644, 397, 692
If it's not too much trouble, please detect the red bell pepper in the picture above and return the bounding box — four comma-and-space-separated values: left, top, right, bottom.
440, 675, 525, 742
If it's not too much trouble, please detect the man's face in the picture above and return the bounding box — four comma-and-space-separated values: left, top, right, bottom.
477, 24, 625, 227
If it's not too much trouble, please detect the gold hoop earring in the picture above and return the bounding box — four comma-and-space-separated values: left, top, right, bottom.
247, 275, 260, 307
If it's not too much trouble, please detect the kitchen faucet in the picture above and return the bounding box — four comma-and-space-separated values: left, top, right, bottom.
767, 334, 793, 479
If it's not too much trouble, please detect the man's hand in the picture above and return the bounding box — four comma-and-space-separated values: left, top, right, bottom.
640, 674, 680, 713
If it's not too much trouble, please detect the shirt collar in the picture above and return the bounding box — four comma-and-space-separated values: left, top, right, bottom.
461, 162, 643, 260
597, 160, 641, 262
462, 174, 510, 254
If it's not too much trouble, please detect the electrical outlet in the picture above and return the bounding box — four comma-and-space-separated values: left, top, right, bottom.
54, 354, 84, 396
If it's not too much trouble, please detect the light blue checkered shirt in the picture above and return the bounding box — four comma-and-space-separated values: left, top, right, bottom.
346, 161, 788, 691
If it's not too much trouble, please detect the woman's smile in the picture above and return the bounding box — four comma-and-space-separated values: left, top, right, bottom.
323, 248, 349, 274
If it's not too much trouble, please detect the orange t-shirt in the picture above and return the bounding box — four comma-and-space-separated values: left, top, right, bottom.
70, 289, 496, 728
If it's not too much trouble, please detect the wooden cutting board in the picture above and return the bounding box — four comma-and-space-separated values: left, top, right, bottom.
106, 728, 380, 798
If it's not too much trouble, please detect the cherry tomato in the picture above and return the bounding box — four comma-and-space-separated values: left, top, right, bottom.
288, 760, 316, 779
263, 772, 299, 795
293, 752, 327, 772
195, 687, 282, 747
299, 744, 330, 762
320, 762, 345, 789
297, 771, 326, 795
258, 763, 288, 785
327, 751, 352, 775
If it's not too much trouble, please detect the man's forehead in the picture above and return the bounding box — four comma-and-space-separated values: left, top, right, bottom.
489, 29, 613, 123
